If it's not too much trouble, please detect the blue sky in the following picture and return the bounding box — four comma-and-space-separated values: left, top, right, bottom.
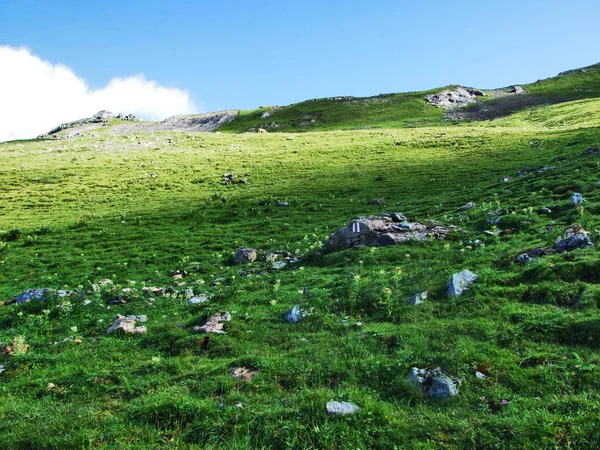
1, 0, 600, 113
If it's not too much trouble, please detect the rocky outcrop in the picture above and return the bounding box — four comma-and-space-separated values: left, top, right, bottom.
426, 87, 484, 109
156, 110, 238, 132
554, 225, 593, 253
326, 213, 459, 251
40, 110, 117, 137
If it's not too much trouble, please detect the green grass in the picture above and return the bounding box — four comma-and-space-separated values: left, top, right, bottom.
0, 94, 600, 448
218, 89, 445, 133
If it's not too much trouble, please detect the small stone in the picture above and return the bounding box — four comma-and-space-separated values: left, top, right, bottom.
277, 202, 290, 207
126, 315, 147, 323
230, 366, 259, 382
0, 364, 5, 374
368, 198, 385, 205
181, 288, 194, 299
284, 306, 309, 323
407, 291, 428, 305
570, 193, 584, 205
541, 207, 552, 214
326, 401, 360, 415
475, 371, 486, 380
188, 294, 211, 305
271, 261, 287, 270
447, 271, 477, 297
459, 201, 477, 210
82, 300, 92, 306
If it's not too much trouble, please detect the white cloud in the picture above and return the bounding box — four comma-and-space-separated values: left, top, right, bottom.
0, 45, 199, 141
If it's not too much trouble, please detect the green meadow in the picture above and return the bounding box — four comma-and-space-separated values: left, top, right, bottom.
1, 67, 600, 449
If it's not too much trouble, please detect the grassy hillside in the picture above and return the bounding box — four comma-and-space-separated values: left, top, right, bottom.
219, 62, 600, 133
0, 94, 600, 448
217, 89, 445, 133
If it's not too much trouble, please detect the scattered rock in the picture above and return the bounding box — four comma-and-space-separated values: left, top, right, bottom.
193, 312, 231, 334
582, 147, 598, 155
570, 193, 584, 205
1, 336, 29, 355
447, 270, 477, 297
407, 367, 461, 398
181, 288, 194, 299
106, 315, 147, 334
142, 287, 165, 296
188, 294, 212, 305
553, 224, 593, 253
0, 364, 5, 374
459, 201, 477, 210
507, 85, 524, 94
284, 305, 309, 323
407, 291, 428, 306
326, 400, 360, 415
277, 201, 290, 207
540, 207, 552, 214
221, 173, 248, 185
368, 198, 385, 205
126, 315, 147, 323
514, 247, 548, 264
326, 213, 460, 251
15, 289, 52, 304
233, 247, 257, 264
475, 371, 487, 380
230, 366, 259, 382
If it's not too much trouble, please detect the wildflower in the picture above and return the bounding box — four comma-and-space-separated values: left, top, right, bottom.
395, 267, 402, 274
501, 399, 509, 406
70, 326, 78, 333
383, 288, 392, 296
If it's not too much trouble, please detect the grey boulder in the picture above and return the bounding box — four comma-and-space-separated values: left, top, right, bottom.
233, 247, 257, 264
16, 289, 52, 304
407, 367, 461, 398
447, 270, 477, 297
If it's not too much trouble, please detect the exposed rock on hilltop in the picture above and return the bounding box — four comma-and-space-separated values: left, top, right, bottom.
39, 110, 121, 137
155, 110, 238, 132
426, 86, 485, 109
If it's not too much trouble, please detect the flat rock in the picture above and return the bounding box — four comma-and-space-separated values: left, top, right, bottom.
327, 213, 458, 251
188, 294, 212, 305
106, 315, 147, 334
326, 401, 360, 415
553, 225, 593, 253
193, 312, 231, 334
447, 270, 477, 297
514, 247, 548, 264
16, 289, 52, 304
